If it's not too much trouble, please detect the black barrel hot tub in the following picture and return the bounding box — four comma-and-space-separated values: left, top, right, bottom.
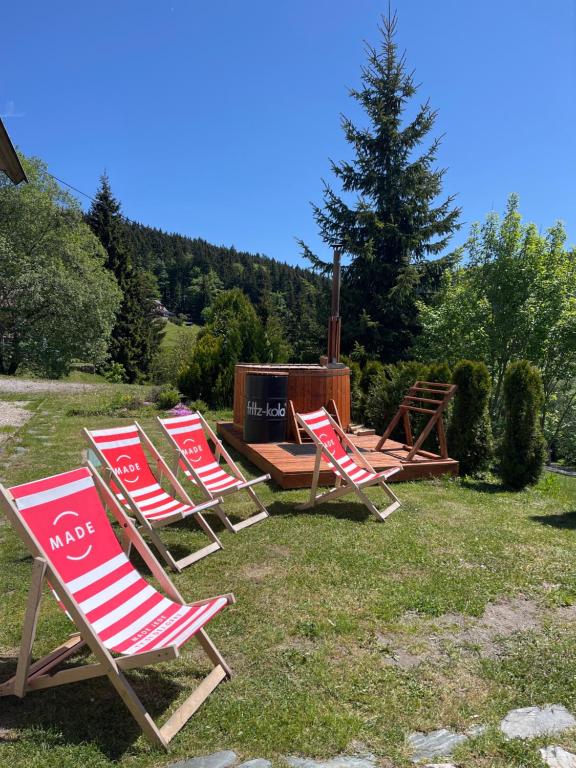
244, 372, 288, 443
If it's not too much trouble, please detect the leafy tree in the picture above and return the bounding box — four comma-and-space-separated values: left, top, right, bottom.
0, 155, 121, 377
87, 174, 162, 381
301, 10, 460, 360
447, 360, 493, 475
179, 289, 268, 406
499, 360, 545, 488
415, 195, 576, 437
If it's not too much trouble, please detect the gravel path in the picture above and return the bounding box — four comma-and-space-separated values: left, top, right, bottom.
0, 401, 32, 444
0, 377, 100, 394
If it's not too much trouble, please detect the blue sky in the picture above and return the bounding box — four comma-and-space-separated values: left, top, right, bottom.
2, 0, 575, 266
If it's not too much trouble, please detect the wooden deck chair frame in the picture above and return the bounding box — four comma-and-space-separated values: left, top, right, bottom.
289, 398, 343, 445
295, 409, 401, 521
375, 381, 457, 460
158, 412, 270, 534
0, 463, 235, 750
84, 423, 224, 572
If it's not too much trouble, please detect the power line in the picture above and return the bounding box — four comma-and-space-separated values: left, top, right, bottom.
46, 171, 141, 228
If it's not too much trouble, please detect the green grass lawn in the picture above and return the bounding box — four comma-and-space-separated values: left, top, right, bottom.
1, 382, 576, 767
160, 321, 199, 351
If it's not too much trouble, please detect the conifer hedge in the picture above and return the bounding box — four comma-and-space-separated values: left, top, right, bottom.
447, 360, 493, 475
499, 360, 545, 489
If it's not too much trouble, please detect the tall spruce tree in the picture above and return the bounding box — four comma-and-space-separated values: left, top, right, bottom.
87, 174, 157, 381
302, 10, 460, 360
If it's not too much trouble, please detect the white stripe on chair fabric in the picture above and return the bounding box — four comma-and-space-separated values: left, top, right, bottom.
159, 414, 243, 493
12, 470, 229, 657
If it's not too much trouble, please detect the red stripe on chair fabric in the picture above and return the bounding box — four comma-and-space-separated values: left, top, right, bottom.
159, 414, 240, 492
299, 409, 383, 484
205, 475, 242, 492
86, 426, 200, 522
298, 409, 350, 468
10, 468, 228, 655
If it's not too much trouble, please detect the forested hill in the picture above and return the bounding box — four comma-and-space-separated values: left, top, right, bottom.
123, 220, 329, 323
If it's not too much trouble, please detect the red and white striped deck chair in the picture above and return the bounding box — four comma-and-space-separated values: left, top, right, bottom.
0, 466, 235, 750
158, 412, 270, 534
296, 408, 402, 521
84, 423, 224, 572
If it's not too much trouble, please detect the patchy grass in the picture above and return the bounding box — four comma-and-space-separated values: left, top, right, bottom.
1, 383, 576, 766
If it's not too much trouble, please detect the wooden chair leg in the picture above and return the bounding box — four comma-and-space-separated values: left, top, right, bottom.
193, 512, 223, 548
144, 525, 181, 573
356, 487, 383, 520
106, 667, 169, 749
298, 448, 322, 509
246, 485, 268, 515
14, 557, 46, 698
195, 628, 232, 677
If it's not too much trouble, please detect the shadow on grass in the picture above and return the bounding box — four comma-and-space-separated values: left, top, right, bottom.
458, 477, 508, 494
268, 499, 371, 523
531, 510, 576, 529
0, 653, 199, 758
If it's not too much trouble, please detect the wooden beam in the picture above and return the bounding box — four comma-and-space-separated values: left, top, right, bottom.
0, 118, 27, 184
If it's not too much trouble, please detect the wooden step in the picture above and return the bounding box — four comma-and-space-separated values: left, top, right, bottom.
348, 424, 376, 436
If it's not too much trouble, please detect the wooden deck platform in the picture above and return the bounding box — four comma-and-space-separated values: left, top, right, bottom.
217, 422, 459, 489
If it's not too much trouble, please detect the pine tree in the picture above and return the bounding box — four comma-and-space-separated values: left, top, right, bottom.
86, 174, 157, 381
302, 10, 460, 360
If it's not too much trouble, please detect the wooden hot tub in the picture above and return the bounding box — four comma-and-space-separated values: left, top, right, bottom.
233, 363, 351, 434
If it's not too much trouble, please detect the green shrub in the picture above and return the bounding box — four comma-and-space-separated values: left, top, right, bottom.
360, 360, 385, 395
365, 360, 429, 433
342, 358, 364, 422
426, 361, 452, 384
499, 360, 545, 489
349, 341, 369, 366
189, 399, 209, 414
178, 333, 227, 405
151, 384, 182, 410
102, 362, 128, 383
447, 360, 493, 475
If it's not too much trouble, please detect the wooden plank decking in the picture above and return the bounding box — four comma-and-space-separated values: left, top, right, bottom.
217, 421, 459, 489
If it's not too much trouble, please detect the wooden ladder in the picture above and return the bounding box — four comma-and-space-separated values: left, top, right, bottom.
375, 381, 457, 461
289, 399, 343, 445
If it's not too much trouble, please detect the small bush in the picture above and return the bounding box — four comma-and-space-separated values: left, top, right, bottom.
499, 360, 545, 489
447, 360, 493, 475
102, 362, 128, 383
360, 360, 385, 396
189, 399, 209, 414
150, 384, 182, 411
